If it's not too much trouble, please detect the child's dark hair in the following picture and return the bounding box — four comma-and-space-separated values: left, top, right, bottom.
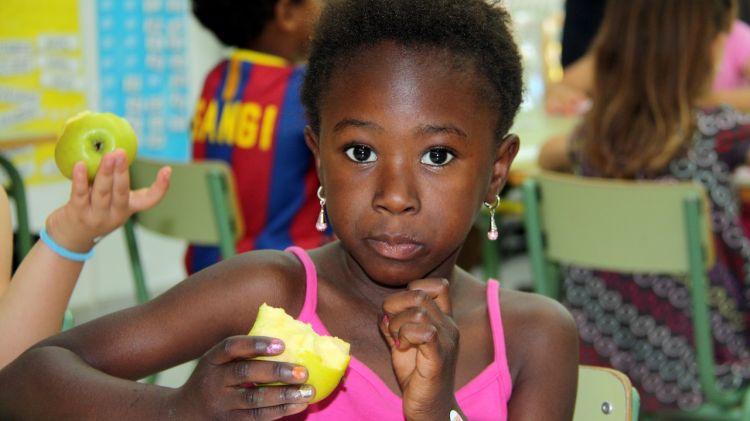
191, 0, 303, 48
301, 0, 523, 141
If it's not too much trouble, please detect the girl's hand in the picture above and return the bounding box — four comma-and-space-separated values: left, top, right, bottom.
379, 278, 460, 421
171, 335, 314, 420
45, 149, 171, 253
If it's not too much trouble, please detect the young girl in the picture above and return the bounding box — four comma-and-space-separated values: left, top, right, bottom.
0, 1, 579, 419
0, 150, 170, 368
539, 0, 750, 412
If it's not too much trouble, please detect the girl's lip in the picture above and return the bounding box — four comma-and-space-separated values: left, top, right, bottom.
366, 236, 423, 261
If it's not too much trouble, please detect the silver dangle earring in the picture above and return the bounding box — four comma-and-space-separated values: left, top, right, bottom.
316, 186, 328, 232
483, 194, 501, 241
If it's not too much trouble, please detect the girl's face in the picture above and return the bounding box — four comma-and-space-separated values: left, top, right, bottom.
306, 41, 518, 285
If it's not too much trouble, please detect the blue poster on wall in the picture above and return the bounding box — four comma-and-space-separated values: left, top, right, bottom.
96, 0, 190, 161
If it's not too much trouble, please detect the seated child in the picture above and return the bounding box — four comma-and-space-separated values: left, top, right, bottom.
0, 1, 579, 419
187, 0, 329, 274
539, 0, 750, 412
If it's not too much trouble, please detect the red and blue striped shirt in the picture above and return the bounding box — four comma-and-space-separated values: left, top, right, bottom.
187, 50, 329, 274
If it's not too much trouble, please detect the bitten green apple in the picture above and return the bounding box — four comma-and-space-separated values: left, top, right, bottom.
248, 303, 351, 403
54, 110, 138, 180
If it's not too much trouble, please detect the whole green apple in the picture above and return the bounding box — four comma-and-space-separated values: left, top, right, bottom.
55, 110, 138, 180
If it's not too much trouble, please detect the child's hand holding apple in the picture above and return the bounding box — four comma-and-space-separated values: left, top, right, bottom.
45, 111, 171, 254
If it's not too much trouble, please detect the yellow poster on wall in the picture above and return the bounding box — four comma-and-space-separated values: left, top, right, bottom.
0, 0, 86, 184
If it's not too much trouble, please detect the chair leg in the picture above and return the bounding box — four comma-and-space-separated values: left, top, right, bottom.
123, 219, 151, 305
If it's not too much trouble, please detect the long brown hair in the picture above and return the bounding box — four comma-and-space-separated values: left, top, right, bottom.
579, 0, 735, 178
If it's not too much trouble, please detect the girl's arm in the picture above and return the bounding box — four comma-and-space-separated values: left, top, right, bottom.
0, 150, 170, 368
0, 250, 314, 419
503, 290, 579, 420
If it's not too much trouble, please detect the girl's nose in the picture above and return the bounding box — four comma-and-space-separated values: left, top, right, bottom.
372, 160, 419, 215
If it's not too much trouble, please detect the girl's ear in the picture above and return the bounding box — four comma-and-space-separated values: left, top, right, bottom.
485, 133, 519, 202
304, 125, 323, 180
275, 0, 309, 33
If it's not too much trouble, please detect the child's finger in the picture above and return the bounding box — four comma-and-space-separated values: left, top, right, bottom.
408, 278, 452, 316
222, 360, 308, 387
234, 385, 314, 411
69, 162, 90, 208
129, 166, 171, 212
235, 388, 311, 416
382, 288, 446, 326
395, 322, 440, 352
110, 150, 131, 211
383, 306, 439, 349
90, 153, 117, 212
204, 336, 285, 366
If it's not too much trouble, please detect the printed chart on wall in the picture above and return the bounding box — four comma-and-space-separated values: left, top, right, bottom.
0, 0, 191, 186
0, 0, 87, 185
97, 0, 191, 162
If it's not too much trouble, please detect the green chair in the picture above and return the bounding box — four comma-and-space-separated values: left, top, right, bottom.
576, 365, 640, 421
0, 153, 32, 260
522, 171, 750, 420
124, 158, 244, 305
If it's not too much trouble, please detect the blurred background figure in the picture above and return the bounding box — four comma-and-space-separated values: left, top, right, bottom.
187, 0, 329, 274
539, 0, 750, 412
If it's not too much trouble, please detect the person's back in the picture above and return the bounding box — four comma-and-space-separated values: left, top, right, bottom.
540, 0, 750, 412
568, 105, 750, 411
188, 0, 328, 273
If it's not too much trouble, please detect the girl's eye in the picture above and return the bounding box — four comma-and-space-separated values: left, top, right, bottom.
420, 148, 455, 166
344, 145, 377, 163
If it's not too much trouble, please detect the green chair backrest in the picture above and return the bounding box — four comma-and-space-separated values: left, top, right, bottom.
522, 171, 749, 418
125, 158, 244, 303
575, 365, 639, 421
526, 171, 713, 275
128, 158, 243, 249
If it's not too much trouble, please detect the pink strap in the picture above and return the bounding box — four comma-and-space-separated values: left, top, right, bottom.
286, 246, 318, 319
486, 279, 513, 401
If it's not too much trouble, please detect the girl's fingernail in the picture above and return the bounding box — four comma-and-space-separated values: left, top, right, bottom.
292, 366, 307, 380
297, 384, 314, 399
267, 339, 284, 354
382, 314, 389, 325
393, 338, 400, 348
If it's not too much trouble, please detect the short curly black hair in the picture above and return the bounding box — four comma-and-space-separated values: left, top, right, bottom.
191, 0, 303, 48
301, 0, 523, 141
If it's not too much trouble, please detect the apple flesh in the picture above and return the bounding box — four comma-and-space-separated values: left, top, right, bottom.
248, 303, 351, 403
55, 110, 138, 180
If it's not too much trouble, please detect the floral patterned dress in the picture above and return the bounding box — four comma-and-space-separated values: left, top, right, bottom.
565, 106, 750, 411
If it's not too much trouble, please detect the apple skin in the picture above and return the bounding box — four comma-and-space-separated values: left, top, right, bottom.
55, 111, 138, 180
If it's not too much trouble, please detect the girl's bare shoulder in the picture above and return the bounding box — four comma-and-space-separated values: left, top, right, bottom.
499, 289, 579, 380
188, 249, 309, 309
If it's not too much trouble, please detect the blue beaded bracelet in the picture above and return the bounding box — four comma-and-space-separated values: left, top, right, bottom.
39, 227, 95, 262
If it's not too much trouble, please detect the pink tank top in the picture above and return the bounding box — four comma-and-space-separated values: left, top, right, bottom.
284, 247, 512, 420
